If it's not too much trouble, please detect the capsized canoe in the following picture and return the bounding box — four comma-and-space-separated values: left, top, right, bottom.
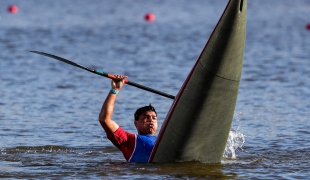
149, 0, 247, 163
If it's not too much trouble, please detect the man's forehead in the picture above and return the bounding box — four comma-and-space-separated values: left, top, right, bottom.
142, 110, 157, 115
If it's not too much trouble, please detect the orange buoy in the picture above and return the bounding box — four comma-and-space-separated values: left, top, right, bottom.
306, 23, 310, 30
8, 5, 18, 14
144, 13, 155, 22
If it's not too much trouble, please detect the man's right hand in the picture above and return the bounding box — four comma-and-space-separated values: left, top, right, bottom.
111, 75, 127, 91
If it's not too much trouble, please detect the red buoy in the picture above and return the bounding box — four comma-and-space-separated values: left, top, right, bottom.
144, 13, 155, 22
306, 23, 310, 30
8, 5, 18, 14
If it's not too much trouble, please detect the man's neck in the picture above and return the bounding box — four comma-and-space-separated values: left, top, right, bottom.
138, 133, 155, 136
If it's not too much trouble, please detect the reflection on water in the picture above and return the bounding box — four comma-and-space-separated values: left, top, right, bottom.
0, 146, 237, 179
1, 144, 309, 179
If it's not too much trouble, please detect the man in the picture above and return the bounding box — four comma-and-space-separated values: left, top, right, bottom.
99, 75, 158, 162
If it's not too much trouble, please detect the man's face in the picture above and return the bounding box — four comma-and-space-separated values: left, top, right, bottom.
134, 110, 158, 135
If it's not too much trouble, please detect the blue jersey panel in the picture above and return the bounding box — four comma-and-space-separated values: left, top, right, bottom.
129, 135, 156, 162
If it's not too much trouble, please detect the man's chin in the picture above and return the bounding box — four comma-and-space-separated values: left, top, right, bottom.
146, 128, 156, 135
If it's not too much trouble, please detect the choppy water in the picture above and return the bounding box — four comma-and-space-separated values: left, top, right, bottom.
1, 0, 310, 179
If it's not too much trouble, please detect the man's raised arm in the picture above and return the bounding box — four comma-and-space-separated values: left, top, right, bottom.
99, 75, 127, 137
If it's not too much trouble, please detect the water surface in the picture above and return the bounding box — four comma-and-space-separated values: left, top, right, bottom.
1, 0, 310, 179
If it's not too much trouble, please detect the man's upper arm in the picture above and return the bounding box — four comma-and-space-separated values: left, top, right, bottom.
100, 119, 119, 138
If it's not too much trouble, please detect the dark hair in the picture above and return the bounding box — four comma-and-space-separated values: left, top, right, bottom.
134, 104, 157, 121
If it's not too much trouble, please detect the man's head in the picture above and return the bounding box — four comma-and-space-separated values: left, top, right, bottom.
134, 104, 158, 135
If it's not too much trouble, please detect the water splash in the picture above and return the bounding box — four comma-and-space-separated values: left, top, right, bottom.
224, 128, 245, 159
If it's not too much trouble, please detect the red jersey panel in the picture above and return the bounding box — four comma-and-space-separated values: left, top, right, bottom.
107, 127, 135, 161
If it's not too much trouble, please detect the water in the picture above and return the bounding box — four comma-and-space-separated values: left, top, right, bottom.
1, 0, 310, 179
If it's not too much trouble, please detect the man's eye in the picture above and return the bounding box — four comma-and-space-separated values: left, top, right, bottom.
144, 115, 157, 119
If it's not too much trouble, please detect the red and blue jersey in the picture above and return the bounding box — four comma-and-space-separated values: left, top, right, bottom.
107, 127, 156, 162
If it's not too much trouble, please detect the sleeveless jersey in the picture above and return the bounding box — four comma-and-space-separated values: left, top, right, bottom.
107, 127, 156, 162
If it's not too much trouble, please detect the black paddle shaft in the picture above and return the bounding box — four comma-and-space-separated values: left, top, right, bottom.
30, 51, 175, 99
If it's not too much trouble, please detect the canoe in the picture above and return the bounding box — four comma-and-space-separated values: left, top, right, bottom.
149, 0, 247, 163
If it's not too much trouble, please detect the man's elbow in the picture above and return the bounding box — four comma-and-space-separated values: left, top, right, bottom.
98, 113, 106, 124
99, 113, 110, 125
